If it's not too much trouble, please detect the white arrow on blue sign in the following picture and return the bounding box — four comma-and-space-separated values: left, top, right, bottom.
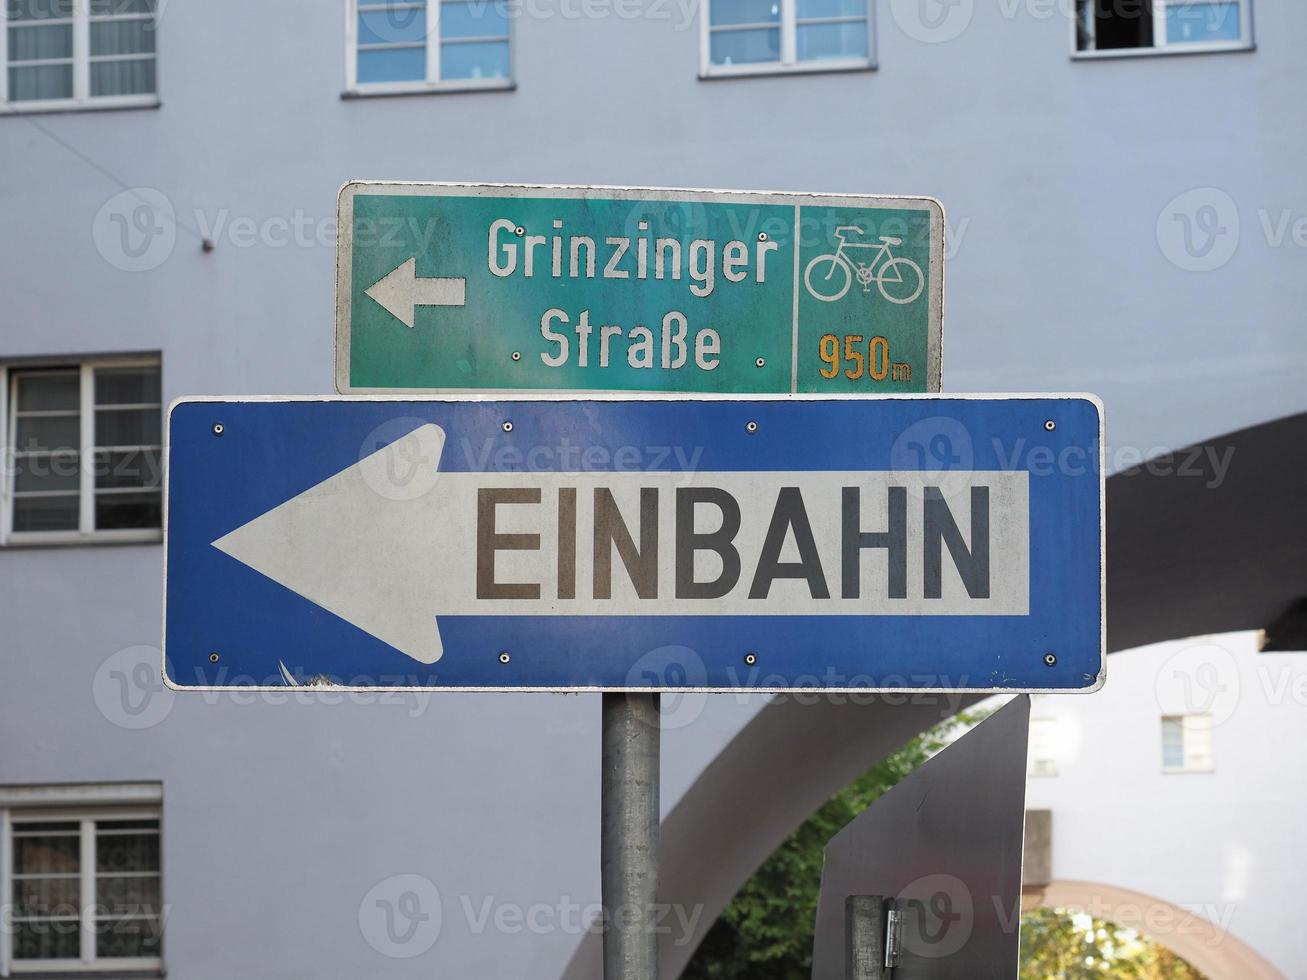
163, 396, 1104, 693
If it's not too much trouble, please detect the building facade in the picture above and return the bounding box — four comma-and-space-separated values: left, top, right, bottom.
2, 0, 1304, 976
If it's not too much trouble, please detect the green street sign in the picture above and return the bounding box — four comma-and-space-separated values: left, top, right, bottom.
335, 183, 943, 394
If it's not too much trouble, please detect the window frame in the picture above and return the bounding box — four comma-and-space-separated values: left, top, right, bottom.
1071, 0, 1254, 60
1161, 714, 1216, 774
0, 0, 161, 116
343, 0, 514, 97
0, 788, 164, 977
699, 0, 876, 79
0, 354, 163, 548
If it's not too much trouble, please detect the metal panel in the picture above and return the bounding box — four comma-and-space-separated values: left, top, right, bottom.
334, 182, 944, 395
162, 396, 1103, 693
811, 695, 1031, 979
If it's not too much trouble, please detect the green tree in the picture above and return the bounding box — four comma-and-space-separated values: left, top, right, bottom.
1020, 908, 1207, 980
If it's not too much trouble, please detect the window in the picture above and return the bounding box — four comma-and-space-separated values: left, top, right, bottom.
2, 357, 162, 545
0, 790, 163, 974
346, 0, 512, 95
1161, 714, 1215, 773
1, 0, 159, 113
1028, 718, 1059, 777
701, 0, 873, 77
1074, 0, 1252, 56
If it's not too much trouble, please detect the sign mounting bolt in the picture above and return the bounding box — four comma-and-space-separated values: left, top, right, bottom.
755, 357, 766, 368
744, 652, 758, 666
209, 652, 221, 663
1044, 652, 1058, 667
498, 652, 511, 664
514, 226, 525, 237
746, 421, 758, 434
502, 421, 514, 433
1044, 420, 1056, 432
212, 423, 224, 436
511, 351, 522, 361
757, 232, 768, 242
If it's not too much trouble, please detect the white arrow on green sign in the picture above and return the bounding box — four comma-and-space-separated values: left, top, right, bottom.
335, 182, 944, 395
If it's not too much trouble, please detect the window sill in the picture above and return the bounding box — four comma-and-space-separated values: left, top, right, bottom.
700, 59, 876, 81
0, 96, 160, 118
9, 972, 163, 979
1071, 41, 1254, 61
342, 79, 515, 99
1, 529, 162, 549
1161, 767, 1215, 775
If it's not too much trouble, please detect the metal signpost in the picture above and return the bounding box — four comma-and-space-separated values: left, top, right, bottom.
334, 183, 944, 396
161, 181, 1103, 979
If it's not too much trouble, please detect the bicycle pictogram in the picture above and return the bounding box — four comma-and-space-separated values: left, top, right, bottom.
804, 224, 925, 305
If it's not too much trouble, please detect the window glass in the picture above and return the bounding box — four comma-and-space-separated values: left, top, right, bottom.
710, 27, 780, 66
441, 39, 509, 79
796, 21, 867, 60
710, 0, 779, 26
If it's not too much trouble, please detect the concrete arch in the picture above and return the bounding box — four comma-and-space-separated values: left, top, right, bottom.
561, 412, 1307, 979
1025, 880, 1285, 980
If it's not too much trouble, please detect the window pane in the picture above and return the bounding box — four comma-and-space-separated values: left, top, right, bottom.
15, 453, 80, 493
441, 1, 509, 39
14, 834, 80, 875
95, 366, 161, 406
90, 18, 155, 55
796, 0, 864, 18
13, 876, 81, 917
90, 0, 156, 13
96, 918, 162, 959
440, 39, 508, 79
796, 20, 868, 60
90, 57, 156, 96
15, 415, 79, 453
14, 920, 80, 961
16, 372, 79, 412
358, 6, 427, 44
357, 45, 426, 83
95, 407, 161, 446
1088, 0, 1154, 49
96, 875, 161, 910
96, 830, 160, 873
1167, 0, 1241, 42
710, 26, 780, 65
13, 494, 79, 532
6, 0, 74, 21
95, 490, 162, 530
710, 0, 778, 25
7, 23, 72, 60
94, 449, 161, 490
7, 63, 73, 101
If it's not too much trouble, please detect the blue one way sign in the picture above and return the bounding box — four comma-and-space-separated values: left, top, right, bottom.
163, 396, 1104, 693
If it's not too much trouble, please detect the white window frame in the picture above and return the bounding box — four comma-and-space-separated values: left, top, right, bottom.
699, 0, 875, 79
1161, 714, 1215, 774
0, 785, 163, 977
1071, 0, 1254, 60
0, 0, 161, 116
0, 355, 163, 548
344, 0, 514, 96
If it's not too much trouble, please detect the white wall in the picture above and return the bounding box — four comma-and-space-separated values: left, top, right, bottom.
1026, 632, 1307, 975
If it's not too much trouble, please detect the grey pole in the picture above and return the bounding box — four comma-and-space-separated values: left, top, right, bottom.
601, 692, 660, 980
846, 895, 889, 980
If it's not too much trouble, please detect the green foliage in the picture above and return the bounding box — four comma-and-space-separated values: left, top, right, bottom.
682, 711, 982, 980
1020, 908, 1208, 980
